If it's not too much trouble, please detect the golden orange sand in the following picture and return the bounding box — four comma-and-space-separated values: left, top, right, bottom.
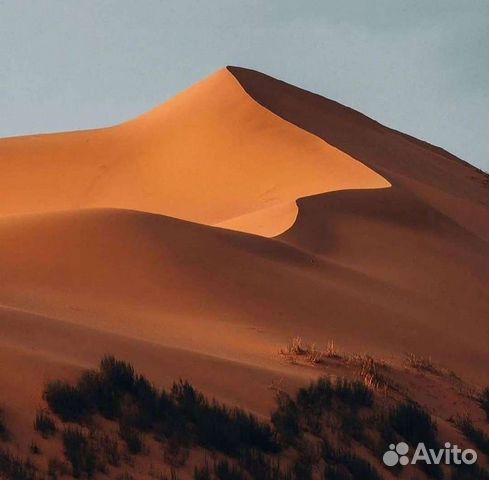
0, 67, 487, 478
0, 69, 388, 236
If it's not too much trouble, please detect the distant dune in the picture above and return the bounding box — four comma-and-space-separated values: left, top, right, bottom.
0, 66, 487, 478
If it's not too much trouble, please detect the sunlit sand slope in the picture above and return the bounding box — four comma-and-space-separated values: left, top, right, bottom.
0, 68, 388, 236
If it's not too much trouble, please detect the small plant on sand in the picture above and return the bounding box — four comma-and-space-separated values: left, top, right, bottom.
119, 423, 144, 455
163, 437, 189, 468
455, 414, 489, 456
62, 427, 101, 478
281, 336, 308, 356
389, 400, 438, 448
0, 447, 38, 480
194, 464, 212, 480
271, 392, 301, 447
34, 409, 57, 438
325, 339, 340, 359
405, 352, 439, 374
43, 380, 90, 423
322, 440, 382, 480
47, 458, 70, 479
348, 354, 391, 391
306, 344, 324, 365
213, 459, 245, 480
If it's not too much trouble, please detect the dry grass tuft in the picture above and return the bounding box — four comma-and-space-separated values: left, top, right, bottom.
306, 344, 324, 365
280, 337, 342, 366
404, 352, 439, 374
325, 340, 341, 359
348, 355, 391, 392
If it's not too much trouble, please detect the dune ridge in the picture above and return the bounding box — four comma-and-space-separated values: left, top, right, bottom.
0, 68, 388, 237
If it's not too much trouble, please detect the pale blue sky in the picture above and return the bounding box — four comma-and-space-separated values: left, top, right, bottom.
1, 0, 488, 171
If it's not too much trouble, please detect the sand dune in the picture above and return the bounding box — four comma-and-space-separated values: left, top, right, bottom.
0, 207, 487, 391
0, 67, 488, 477
0, 68, 388, 237
228, 66, 489, 241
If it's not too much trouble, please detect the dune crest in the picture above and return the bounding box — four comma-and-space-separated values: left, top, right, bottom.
0, 68, 388, 237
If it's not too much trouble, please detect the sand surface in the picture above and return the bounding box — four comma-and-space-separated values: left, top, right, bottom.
0, 68, 387, 237
0, 66, 487, 476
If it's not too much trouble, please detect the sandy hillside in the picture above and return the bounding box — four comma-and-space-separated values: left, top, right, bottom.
0, 66, 488, 478
0, 68, 387, 237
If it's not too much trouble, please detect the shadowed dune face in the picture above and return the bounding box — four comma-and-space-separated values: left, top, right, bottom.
0, 68, 388, 237
228, 66, 489, 241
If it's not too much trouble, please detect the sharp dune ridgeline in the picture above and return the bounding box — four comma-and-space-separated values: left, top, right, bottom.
0, 66, 488, 479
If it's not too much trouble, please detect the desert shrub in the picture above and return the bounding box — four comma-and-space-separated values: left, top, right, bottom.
450, 463, 489, 480
340, 412, 365, 442
323, 465, 351, 480
292, 453, 313, 480
62, 427, 100, 478
271, 392, 301, 447
295, 377, 372, 420
172, 380, 278, 455
480, 388, 489, 423
77, 370, 121, 420
0, 447, 38, 480
116, 473, 136, 480
163, 436, 189, 467
334, 379, 373, 409
297, 378, 334, 411
34, 409, 57, 437
97, 433, 121, 466
389, 400, 438, 448
194, 464, 212, 480
44, 380, 90, 423
321, 441, 381, 480
0, 409, 10, 442
214, 459, 245, 480
238, 448, 286, 480
119, 423, 144, 455
337, 452, 381, 480
455, 415, 489, 456
389, 401, 443, 479
99, 356, 137, 392
47, 457, 70, 479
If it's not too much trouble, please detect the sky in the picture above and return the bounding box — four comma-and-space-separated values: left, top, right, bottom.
1, 0, 488, 171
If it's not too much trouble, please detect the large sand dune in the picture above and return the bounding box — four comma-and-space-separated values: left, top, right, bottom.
0, 68, 387, 237
0, 67, 488, 475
